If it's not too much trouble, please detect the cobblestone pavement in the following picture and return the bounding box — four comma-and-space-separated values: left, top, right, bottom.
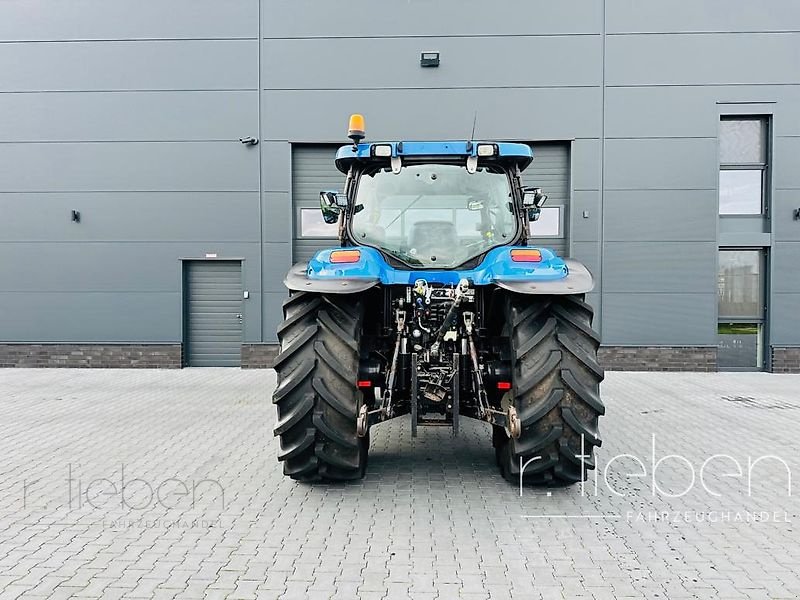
0, 369, 798, 599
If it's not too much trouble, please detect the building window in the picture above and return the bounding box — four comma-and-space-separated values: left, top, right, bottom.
718, 250, 763, 317
530, 206, 561, 238
719, 116, 769, 215
717, 249, 766, 370
299, 208, 338, 237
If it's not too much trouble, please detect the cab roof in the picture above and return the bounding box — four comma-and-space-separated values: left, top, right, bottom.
334, 141, 533, 173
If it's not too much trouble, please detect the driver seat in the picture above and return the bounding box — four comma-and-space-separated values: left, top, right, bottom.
410, 221, 459, 252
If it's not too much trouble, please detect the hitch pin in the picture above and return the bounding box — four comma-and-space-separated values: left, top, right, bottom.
463, 311, 474, 335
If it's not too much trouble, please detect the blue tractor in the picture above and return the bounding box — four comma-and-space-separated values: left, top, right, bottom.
273, 115, 604, 484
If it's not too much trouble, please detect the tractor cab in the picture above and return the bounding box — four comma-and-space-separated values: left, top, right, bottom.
318, 115, 549, 271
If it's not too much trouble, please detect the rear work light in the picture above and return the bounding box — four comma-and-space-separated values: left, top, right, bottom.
510, 249, 542, 262
372, 144, 392, 157
477, 143, 497, 157
329, 250, 361, 264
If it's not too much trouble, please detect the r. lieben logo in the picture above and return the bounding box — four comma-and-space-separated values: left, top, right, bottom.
518, 434, 792, 523
22, 463, 226, 511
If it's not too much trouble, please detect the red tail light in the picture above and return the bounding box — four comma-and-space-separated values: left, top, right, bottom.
497, 381, 512, 391
357, 380, 372, 388
330, 250, 361, 263
510, 249, 542, 262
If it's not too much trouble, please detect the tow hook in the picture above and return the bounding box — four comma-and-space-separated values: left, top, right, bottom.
507, 406, 521, 439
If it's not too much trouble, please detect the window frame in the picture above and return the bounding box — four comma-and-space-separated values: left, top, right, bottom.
298, 207, 339, 239
717, 247, 766, 322
717, 321, 764, 371
528, 205, 563, 239
716, 247, 768, 371
718, 116, 770, 217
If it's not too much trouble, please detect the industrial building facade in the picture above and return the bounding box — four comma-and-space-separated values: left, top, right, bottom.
1, 1, 799, 372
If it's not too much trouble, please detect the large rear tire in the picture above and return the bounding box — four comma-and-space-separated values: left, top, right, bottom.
496, 293, 605, 485
272, 291, 368, 481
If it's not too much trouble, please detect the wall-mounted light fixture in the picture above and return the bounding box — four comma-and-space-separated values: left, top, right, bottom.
420, 51, 440, 68
71, 210, 81, 223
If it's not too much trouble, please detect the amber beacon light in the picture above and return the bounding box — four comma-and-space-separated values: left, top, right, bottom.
348, 114, 366, 146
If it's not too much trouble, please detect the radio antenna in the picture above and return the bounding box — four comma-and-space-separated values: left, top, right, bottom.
470, 111, 478, 141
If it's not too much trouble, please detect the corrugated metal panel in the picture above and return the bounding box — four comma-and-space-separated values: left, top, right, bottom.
262, 88, 601, 142
606, 0, 800, 34
184, 261, 242, 367
523, 142, 570, 256
604, 138, 717, 190
262, 37, 601, 90
0, 291, 180, 343
262, 1, 602, 38
603, 242, 717, 294
606, 32, 800, 86
603, 292, 717, 345
0, 40, 257, 92
0, 91, 257, 143
0, 142, 258, 192
291, 142, 571, 262
0, 0, 259, 41
604, 190, 717, 242
770, 293, 800, 346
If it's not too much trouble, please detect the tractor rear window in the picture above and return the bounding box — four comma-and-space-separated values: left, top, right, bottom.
350, 164, 516, 268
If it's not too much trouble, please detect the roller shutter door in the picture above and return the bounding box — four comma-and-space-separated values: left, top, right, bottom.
291, 145, 343, 263
522, 142, 570, 257
184, 260, 242, 367
291, 142, 570, 262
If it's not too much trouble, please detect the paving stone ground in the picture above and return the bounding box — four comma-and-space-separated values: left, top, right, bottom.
0, 369, 798, 599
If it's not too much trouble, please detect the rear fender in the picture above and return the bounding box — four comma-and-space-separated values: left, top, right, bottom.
284, 246, 594, 294
284, 262, 379, 294
494, 259, 594, 295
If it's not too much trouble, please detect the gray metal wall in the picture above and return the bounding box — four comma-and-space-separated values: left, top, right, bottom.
0, 1, 264, 346
1, 1, 799, 351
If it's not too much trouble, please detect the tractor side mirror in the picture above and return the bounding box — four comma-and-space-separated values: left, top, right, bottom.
320, 191, 346, 224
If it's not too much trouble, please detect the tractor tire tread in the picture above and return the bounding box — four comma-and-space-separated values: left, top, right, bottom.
498, 292, 604, 485
273, 291, 368, 481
